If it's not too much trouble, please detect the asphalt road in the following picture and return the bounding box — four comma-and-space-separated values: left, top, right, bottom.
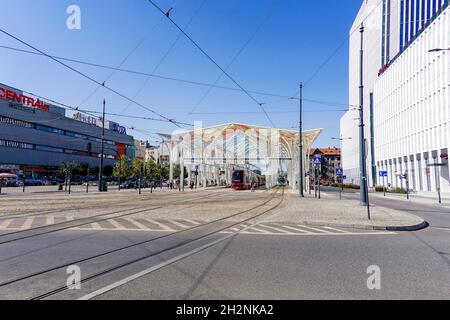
0, 187, 449, 300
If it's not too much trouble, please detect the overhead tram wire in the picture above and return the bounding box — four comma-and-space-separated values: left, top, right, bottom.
77, 5, 173, 108
0, 44, 352, 108
118, 0, 208, 117
188, 1, 278, 116
21, 89, 192, 127
291, 0, 384, 98
0, 28, 183, 128
146, 0, 276, 127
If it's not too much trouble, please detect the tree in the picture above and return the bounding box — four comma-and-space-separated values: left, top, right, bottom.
132, 158, 144, 179
173, 164, 188, 180
144, 159, 160, 180
161, 163, 170, 181
60, 162, 79, 192
60, 162, 79, 176
113, 155, 131, 181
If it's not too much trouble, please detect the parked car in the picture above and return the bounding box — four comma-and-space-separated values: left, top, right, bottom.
120, 180, 136, 189
6, 178, 23, 187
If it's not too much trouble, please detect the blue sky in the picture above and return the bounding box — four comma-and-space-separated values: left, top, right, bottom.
0, 0, 361, 147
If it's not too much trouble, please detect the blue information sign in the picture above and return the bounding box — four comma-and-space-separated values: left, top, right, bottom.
336, 168, 343, 176
379, 171, 388, 177
313, 156, 321, 166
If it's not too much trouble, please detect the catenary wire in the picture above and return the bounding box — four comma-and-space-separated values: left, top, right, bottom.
146, 0, 275, 127
0, 27, 183, 128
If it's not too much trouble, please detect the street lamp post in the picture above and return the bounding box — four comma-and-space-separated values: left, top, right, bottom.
332, 136, 352, 201
98, 99, 106, 192
299, 83, 304, 198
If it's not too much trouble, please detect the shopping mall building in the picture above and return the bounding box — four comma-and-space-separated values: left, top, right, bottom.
0, 83, 134, 175
340, 0, 450, 193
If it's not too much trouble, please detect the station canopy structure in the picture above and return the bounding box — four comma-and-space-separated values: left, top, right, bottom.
158, 123, 322, 189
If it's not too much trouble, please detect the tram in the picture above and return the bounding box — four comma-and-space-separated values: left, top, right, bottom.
231, 168, 266, 190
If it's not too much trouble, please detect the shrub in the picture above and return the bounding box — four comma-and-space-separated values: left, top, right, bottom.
390, 187, 407, 194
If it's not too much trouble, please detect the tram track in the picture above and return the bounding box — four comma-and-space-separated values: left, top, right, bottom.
0, 188, 285, 300
0, 189, 211, 221
0, 191, 225, 245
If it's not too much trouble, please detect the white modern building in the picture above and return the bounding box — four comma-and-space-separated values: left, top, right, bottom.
341, 0, 450, 194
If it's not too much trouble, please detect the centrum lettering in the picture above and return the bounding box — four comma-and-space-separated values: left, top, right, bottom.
0, 87, 49, 111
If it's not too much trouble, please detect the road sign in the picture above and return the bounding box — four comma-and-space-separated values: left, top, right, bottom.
343, 176, 347, 180
379, 171, 388, 177
313, 156, 321, 166
336, 168, 343, 176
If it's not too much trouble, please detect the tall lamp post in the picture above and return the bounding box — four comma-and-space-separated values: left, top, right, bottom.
299, 82, 304, 197
332, 136, 352, 200
98, 99, 106, 192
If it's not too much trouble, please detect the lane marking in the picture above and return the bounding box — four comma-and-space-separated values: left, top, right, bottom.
107, 219, 126, 230
21, 217, 34, 230
278, 225, 313, 234
46, 216, 54, 225
78, 220, 262, 300
294, 225, 333, 234
124, 218, 147, 230
0, 219, 13, 230
181, 219, 202, 225
146, 219, 174, 231
323, 226, 351, 234
168, 220, 192, 229
91, 223, 102, 229
244, 226, 272, 234
257, 224, 293, 234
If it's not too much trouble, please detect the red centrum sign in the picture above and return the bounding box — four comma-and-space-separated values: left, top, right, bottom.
0, 87, 49, 111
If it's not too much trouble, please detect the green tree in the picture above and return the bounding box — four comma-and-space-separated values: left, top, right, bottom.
144, 159, 160, 180
173, 164, 188, 180
132, 158, 144, 179
113, 155, 131, 181
60, 162, 79, 176
161, 163, 170, 181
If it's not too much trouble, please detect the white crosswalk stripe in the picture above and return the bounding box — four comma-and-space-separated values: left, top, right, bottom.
21, 217, 34, 230
168, 220, 192, 229
0, 219, 13, 230
146, 219, 174, 231
0, 216, 397, 237
123, 218, 148, 230
46, 216, 54, 225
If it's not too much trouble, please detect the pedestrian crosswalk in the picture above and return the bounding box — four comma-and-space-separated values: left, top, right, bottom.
0, 215, 396, 236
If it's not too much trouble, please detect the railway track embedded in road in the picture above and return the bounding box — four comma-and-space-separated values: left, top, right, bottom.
0, 188, 285, 300
0, 191, 226, 245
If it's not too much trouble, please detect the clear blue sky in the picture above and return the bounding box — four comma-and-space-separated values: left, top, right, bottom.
0, 0, 361, 147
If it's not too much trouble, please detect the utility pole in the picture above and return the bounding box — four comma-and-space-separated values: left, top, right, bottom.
299, 82, 304, 197
358, 23, 369, 214
98, 99, 106, 192
86, 165, 90, 193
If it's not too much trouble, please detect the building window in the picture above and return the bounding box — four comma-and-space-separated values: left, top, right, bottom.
0, 139, 34, 150
400, 0, 405, 49
66, 131, 88, 140
415, 0, 420, 34
36, 124, 64, 135
405, 0, 410, 43
35, 145, 64, 153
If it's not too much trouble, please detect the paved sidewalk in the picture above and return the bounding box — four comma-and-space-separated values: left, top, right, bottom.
370, 190, 450, 207
265, 190, 426, 231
